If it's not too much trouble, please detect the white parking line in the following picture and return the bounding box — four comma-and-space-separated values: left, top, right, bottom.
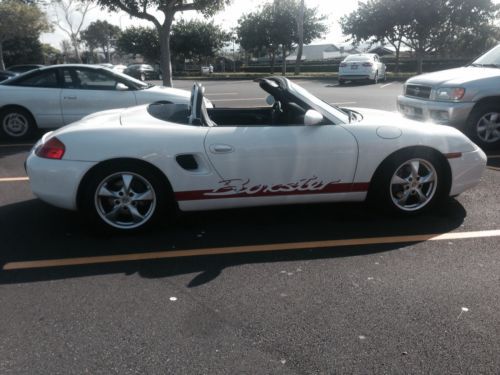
3, 229, 500, 270
211, 98, 266, 102
330, 102, 357, 106
487, 155, 500, 159
0, 143, 33, 148
380, 82, 394, 88
206, 92, 238, 96
0, 177, 29, 182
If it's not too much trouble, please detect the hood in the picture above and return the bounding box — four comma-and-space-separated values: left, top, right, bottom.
348, 107, 477, 153
406, 66, 500, 86
142, 85, 190, 101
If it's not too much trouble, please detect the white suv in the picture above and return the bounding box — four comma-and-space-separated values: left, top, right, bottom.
398, 44, 500, 149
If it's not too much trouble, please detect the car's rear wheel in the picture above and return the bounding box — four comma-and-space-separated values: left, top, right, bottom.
369, 149, 449, 215
466, 104, 500, 149
81, 163, 170, 232
0, 107, 36, 140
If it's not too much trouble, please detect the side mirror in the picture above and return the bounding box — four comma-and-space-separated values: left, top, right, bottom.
116, 82, 129, 91
304, 109, 323, 126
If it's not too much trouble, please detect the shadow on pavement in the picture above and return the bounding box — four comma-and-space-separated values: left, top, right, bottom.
0, 197, 467, 286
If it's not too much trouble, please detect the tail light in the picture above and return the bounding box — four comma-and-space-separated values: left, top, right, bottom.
340, 63, 347, 67
35, 137, 65, 160
362, 62, 373, 67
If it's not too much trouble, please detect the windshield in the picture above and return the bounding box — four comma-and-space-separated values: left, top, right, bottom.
472, 44, 500, 67
288, 81, 350, 123
111, 70, 151, 89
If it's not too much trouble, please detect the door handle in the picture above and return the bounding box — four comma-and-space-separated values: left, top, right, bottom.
210, 144, 234, 154
63, 96, 77, 100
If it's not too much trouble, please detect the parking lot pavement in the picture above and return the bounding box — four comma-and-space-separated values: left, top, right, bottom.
1, 80, 499, 374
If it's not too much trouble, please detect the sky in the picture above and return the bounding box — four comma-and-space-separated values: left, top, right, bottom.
40, 0, 360, 49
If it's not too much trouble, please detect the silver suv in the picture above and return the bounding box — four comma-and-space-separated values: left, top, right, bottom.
397, 44, 500, 149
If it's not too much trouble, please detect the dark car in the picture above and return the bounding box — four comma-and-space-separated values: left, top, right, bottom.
0, 70, 17, 82
123, 64, 160, 81
6, 64, 44, 73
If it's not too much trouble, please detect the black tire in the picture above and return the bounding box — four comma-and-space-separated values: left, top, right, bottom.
465, 104, 500, 150
80, 161, 172, 232
338, 79, 345, 86
0, 107, 36, 140
369, 149, 450, 215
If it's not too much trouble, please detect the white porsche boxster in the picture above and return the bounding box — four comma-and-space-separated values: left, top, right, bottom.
26, 77, 487, 232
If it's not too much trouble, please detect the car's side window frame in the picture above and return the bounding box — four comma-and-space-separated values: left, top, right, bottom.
4, 68, 62, 89
68, 67, 135, 91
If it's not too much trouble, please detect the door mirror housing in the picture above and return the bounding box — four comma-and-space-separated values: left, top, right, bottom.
304, 109, 323, 126
116, 82, 129, 91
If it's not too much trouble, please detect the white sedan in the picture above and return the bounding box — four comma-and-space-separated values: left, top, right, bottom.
26, 77, 486, 232
0, 64, 191, 140
339, 54, 387, 84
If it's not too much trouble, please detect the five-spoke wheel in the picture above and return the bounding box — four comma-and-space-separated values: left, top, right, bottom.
81, 162, 171, 232
370, 149, 449, 215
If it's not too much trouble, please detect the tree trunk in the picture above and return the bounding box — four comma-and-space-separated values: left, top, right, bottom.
294, 0, 304, 75
282, 47, 287, 76
159, 14, 174, 87
395, 43, 401, 73
0, 42, 5, 71
416, 47, 424, 74
72, 36, 82, 63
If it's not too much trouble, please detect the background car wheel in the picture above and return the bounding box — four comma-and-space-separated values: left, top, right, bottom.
466, 104, 500, 149
80, 162, 172, 232
0, 107, 36, 140
338, 79, 345, 85
369, 149, 450, 215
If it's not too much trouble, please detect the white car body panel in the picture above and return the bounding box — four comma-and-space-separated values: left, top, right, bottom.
0, 64, 191, 130
26, 78, 487, 216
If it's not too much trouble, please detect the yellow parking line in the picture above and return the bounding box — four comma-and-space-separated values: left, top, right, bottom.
3, 229, 500, 271
0, 177, 29, 182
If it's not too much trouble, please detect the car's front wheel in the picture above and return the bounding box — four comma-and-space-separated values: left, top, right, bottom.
0, 107, 36, 140
369, 149, 449, 215
466, 104, 500, 149
81, 162, 171, 232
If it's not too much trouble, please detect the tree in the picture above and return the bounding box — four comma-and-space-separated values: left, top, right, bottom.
81, 20, 121, 62
341, 0, 498, 74
96, 0, 231, 87
238, 0, 327, 75
0, 0, 51, 70
170, 20, 229, 65
116, 26, 160, 62
51, 0, 94, 63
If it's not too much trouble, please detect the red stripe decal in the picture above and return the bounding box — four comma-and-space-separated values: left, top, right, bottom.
175, 182, 370, 201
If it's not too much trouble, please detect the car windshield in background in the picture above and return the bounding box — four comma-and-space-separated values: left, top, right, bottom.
288, 81, 350, 123
471, 44, 500, 67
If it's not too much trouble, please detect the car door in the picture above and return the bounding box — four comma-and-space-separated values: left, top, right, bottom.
3, 68, 63, 128
203, 117, 359, 209
61, 67, 137, 124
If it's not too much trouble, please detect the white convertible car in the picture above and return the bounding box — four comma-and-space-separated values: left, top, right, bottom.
0, 64, 191, 140
26, 77, 486, 232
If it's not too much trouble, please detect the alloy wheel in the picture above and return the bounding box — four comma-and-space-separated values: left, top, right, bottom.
390, 158, 438, 212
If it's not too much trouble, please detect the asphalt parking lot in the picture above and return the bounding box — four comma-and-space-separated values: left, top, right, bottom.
1, 79, 499, 374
